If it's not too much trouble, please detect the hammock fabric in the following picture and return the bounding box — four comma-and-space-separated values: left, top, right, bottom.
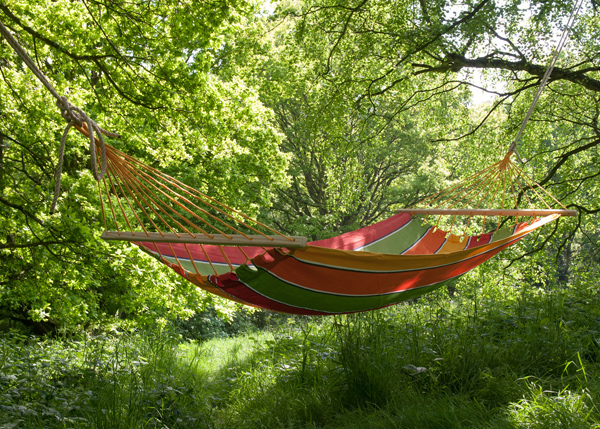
138, 212, 558, 315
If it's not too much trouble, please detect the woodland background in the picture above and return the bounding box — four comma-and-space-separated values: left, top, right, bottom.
0, 0, 599, 427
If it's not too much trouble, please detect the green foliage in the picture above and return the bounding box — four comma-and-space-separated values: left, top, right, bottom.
509, 382, 598, 429
219, 8, 472, 239
0, 0, 288, 330
1, 0, 600, 427
1, 0, 599, 335
0, 328, 213, 428
266, 0, 600, 240
175, 306, 286, 342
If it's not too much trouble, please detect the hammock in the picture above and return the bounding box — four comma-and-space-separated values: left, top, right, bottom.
0, 14, 579, 315
139, 213, 559, 315
91, 141, 574, 315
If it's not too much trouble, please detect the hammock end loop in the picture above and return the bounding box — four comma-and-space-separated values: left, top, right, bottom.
56, 96, 83, 126
49, 97, 112, 214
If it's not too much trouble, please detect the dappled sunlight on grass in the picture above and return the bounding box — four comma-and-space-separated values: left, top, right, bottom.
1, 274, 600, 428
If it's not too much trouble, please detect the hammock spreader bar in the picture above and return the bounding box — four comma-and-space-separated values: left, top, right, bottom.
101, 231, 308, 248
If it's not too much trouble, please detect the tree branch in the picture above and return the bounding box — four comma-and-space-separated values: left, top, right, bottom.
0, 195, 45, 226
436, 54, 600, 93
0, 239, 73, 249
537, 138, 600, 186
0, 4, 122, 61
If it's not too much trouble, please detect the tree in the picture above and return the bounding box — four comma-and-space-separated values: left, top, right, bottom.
259, 0, 599, 259
0, 0, 288, 331
218, 3, 475, 240
277, 0, 599, 200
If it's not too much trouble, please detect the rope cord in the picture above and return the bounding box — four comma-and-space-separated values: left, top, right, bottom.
0, 19, 119, 213
508, 0, 584, 155
0, 19, 61, 101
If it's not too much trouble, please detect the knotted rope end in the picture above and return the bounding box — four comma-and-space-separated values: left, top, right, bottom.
50, 97, 119, 215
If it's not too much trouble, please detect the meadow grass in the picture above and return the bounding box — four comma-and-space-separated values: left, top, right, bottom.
1, 275, 599, 428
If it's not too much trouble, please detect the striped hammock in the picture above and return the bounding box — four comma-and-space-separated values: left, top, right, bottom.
138, 212, 559, 315
89, 135, 574, 315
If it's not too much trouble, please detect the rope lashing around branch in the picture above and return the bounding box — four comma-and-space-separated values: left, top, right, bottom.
0, 18, 120, 213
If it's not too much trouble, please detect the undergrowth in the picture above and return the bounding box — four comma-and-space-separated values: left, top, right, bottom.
1, 276, 599, 428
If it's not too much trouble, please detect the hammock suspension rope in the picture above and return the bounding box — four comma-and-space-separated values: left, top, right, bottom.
0, 19, 118, 213
507, 0, 585, 157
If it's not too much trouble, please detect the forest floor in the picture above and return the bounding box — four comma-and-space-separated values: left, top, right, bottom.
1, 279, 600, 428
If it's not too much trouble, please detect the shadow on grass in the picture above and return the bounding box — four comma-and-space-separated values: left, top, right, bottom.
191, 285, 600, 428
1, 281, 599, 428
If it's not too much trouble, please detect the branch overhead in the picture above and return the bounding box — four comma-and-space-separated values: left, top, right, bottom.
437, 53, 600, 93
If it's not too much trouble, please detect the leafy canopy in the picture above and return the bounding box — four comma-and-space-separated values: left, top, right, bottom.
0, 0, 288, 330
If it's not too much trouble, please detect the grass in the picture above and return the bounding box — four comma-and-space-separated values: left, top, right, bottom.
1, 276, 600, 428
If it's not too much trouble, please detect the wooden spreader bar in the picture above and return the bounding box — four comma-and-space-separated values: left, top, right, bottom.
396, 208, 578, 217
101, 231, 309, 248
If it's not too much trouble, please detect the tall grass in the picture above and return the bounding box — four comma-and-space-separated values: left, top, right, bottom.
1, 273, 599, 428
